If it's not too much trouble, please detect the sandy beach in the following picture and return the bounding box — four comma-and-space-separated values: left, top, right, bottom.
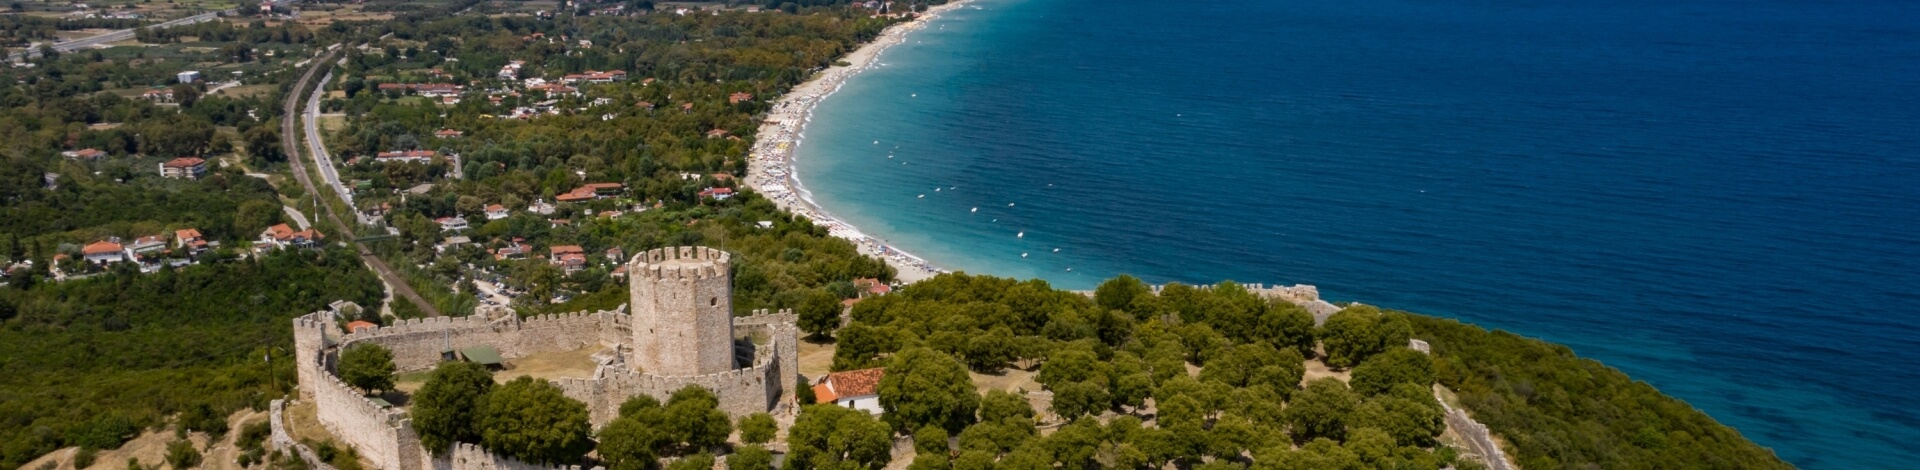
746, 1, 977, 284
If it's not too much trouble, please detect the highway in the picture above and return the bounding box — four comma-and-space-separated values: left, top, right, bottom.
303, 69, 354, 207
280, 48, 442, 317
6, 11, 225, 62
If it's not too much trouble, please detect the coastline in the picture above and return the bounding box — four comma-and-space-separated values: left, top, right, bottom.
746, 1, 976, 284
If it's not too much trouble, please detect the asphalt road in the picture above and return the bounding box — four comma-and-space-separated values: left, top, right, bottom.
280, 48, 442, 318
6, 11, 224, 62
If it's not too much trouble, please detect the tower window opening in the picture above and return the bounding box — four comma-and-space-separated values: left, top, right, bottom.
710, 297, 718, 306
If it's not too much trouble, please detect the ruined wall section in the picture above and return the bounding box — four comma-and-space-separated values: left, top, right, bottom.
428, 443, 598, 470
334, 310, 620, 372
555, 348, 781, 426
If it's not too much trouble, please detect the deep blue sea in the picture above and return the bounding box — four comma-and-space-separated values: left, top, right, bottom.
790, 0, 1920, 467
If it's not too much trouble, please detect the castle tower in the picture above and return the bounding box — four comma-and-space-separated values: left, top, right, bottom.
628, 246, 735, 376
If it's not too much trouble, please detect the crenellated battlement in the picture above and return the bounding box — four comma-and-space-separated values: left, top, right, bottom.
630, 246, 731, 281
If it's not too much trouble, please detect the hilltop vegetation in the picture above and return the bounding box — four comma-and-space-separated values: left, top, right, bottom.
1409, 315, 1793, 469
0, 248, 382, 469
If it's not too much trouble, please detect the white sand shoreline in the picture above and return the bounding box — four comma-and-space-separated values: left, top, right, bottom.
746, 1, 978, 284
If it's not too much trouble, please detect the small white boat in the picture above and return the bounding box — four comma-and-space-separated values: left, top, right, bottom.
1021, 253, 1028, 258
1016, 232, 1024, 238
971, 207, 978, 213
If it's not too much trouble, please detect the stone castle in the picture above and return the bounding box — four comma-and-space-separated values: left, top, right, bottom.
292, 247, 798, 470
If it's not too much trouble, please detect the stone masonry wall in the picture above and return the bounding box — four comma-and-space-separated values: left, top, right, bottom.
337, 310, 619, 372
630, 246, 735, 376
307, 357, 419, 470
425, 443, 598, 470
554, 310, 795, 426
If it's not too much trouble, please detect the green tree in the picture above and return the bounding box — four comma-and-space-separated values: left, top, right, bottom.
1254, 301, 1317, 355
914, 425, 949, 456
788, 404, 893, 470
412, 361, 496, 454
738, 412, 778, 445
242, 125, 284, 165
1348, 348, 1435, 396
661, 386, 733, 452
475, 377, 592, 465
796, 288, 842, 339
1318, 305, 1411, 369
1350, 396, 1445, 448
877, 348, 980, 434
1093, 275, 1149, 313
728, 445, 775, 470
337, 343, 395, 395
1254, 438, 1361, 470
666, 453, 714, 470
165, 440, 202, 469
978, 389, 1035, 423
234, 199, 282, 235
1198, 343, 1305, 398
1284, 379, 1358, 443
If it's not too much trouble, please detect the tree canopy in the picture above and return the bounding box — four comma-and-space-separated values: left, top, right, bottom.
475, 377, 593, 465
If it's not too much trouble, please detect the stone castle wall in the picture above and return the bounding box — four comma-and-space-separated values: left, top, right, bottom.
294, 247, 796, 470
336, 310, 621, 372
556, 310, 797, 426
427, 443, 596, 470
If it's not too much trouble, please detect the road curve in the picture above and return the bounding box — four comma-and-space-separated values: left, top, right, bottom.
280, 48, 443, 318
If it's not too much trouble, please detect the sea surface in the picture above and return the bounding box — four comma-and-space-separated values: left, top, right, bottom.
790, 0, 1920, 467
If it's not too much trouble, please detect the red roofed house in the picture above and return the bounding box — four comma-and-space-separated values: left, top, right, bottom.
853, 278, 892, 298
142, 88, 175, 102
375, 150, 437, 163
83, 240, 126, 265
436, 129, 464, 138
258, 224, 325, 250
62, 148, 107, 160
175, 228, 209, 255
813, 368, 886, 414
549, 245, 587, 273
484, 204, 510, 220
706, 128, 729, 139
346, 320, 379, 334
698, 187, 734, 200
557, 183, 625, 202
728, 92, 754, 104
159, 157, 207, 179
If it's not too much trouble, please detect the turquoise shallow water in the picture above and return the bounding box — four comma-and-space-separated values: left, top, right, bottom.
792, 0, 1920, 467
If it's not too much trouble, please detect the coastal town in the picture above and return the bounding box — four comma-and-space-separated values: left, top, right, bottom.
0, 1, 1804, 470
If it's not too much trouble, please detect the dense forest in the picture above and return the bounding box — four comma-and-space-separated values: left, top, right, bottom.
1408, 315, 1793, 469
0, 248, 383, 469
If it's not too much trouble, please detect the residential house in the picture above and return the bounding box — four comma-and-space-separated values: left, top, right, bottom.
258, 224, 325, 250
82, 240, 126, 265
375, 150, 436, 163
813, 368, 886, 414
124, 235, 168, 270
549, 245, 588, 273
174, 228, 209, 256
493, 239, 529, 260
853, 278, 892, 298
436, 129, 464, 138
159, 157, 207, 179
728, 92, 754, 104
436, 236, 472, 254
556, 182, 624, 202
436, 216, 470, 232
177, 71, 201, 83
141, 89, 175, 102
62, 148, 107, 160
528, 199, 556, 215
698, 187, 734, 200
484, 204, 510, 220
606, 247, 625, 262
706, 129, 730, 139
